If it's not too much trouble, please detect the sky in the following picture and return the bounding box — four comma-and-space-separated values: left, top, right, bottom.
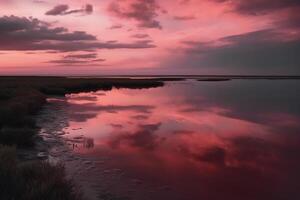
0, 0, 299, 75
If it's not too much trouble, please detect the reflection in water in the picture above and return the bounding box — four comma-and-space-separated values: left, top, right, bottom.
57, 80, 300, 200
83, 138, 94, 149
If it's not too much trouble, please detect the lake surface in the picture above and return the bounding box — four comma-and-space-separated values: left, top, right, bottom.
41, 79, 300, 200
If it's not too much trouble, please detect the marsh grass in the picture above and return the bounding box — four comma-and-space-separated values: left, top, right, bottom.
0, 145, 82, 200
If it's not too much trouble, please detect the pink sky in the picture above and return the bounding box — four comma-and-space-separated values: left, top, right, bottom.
0, 0, 299, 75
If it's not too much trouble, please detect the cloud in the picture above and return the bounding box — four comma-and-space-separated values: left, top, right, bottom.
208, 0, 300, 35
92, 58, 107, 62
25, 40, 155, 52
45, 4, 93, 16
173, 15, 196, 21
33, 0, 46, 3
0, 15, 96, 41
48, 53, 106, 66
48, 59, 97, 65
274, 6, 300, 29
64, 53, 98, 59
48, 58, 106, 65
212, 0, 300, 14
108, 0, 162, 29
45, 4, 69, 15
0, 16, 156, 52
64, 4, 93, 15
131, 33, 149, 38
131, 114, 149, 120
173, 29, 300, 74
109, 24, 123, 29
14, 40, 155, 52
110, 123, 124, 129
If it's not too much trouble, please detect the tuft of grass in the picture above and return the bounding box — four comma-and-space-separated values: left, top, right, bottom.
0, 145, 82, 200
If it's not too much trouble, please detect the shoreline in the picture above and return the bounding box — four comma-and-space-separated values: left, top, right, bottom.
0, 77, 165, 200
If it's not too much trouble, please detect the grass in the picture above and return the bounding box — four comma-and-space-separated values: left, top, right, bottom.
0, 145, 82, 200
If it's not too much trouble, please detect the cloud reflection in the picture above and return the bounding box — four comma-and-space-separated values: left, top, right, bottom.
109, 123, 162, 150
61, 80, 300, 200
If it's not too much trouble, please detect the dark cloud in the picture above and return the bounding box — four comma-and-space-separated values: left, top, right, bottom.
108, 0, 162, 29
0, 16, 156, 52
109, 24, 123, 29
19, 40, 155, 52
172, 130, 195, 135
48, 52, 106, 65
92, 59, 106, 62
173, 15, 196, 21
45, 4, 93, 16
64, 4, 93, 15
49, 52, 102, 66
176, 29, 300, 74
33, 0, 46, 3
48, 58, 105, 65
131, 33, 149, 38
0, 15, 95, 42
45, 4, 69, 15
0, 15, 49, 33
213, 0, 300, 15
274, 6, 300, 29
211, 0, 300, 31
131, 114, 149, 120
48, 59, 89, 64
110, 123, 124, 129
64, 53, 98, 59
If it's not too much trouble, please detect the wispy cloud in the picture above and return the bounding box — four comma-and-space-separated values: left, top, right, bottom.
108, 0, 163, 29
0, 16, 156, 52
45, 4, 93, 16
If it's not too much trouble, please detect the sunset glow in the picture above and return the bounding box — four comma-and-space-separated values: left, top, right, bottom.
1, 0, 299, 75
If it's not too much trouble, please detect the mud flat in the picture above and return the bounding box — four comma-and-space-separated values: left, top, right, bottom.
36, 98, 133, 200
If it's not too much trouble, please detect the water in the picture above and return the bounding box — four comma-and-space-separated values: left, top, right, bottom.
42, 79, 300, 200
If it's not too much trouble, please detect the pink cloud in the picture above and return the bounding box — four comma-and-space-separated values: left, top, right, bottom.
0, 0, 299, 75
